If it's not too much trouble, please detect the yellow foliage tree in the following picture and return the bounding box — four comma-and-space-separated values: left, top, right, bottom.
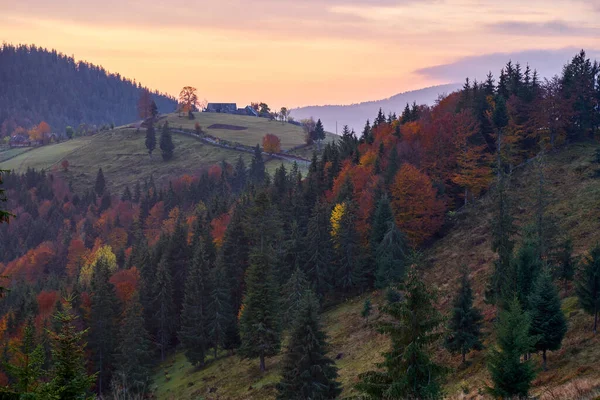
79, 245, 117, 286
330, 202, 346, 246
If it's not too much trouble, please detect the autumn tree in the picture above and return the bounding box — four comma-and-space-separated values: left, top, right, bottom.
390, 164, 445, 246
262, 134, 281, 153
178, 86, 198, 116
4, 318, 45, 394
61, 159, 70, 172
137, 89, 153, 120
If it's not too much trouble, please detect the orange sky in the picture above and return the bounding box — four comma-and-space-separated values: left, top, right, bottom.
1, 0, 599, 108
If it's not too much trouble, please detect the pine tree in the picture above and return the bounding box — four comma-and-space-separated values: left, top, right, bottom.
313, 119, 326, 150
94, 167, 105, 197
4, 318, 45, 394
305, 200, 333, 296
239, 249, 281, 372
209, 265, 238, 359
514, 234, 543, 310
113, 291, 153, 395
145, 123, 156, 156
375, 221, 408, 289
281, 265, 309, 328
576, 244, 600, 334
276, 290, 341, 400
232, 155, 248, 192
88, 253, 119, 394
159, 121, 175, 161
529, 269, 567, 370
487, 297, 537, 399
356, 267, 445, 399
370, 195, 393, 265
153, 254, 175, 360
444, 267, 484, 364
554, 237, 576, 294
249, 144, 266, 185
179, 243, 213, 367
221, 204, 250, 314
43, 297, 96, 400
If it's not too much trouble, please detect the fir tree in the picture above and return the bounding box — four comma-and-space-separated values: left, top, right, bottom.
554, 237, 576, 294
113, 292, 153, 395
232, 155, 248, 192
487, 297, 537, 399
121, 185, 132, 202
445, 267, 484, 364
145, 123, 156, 156
356, 267, 445, 399
179, 243, 213, 367
370, 195, 393, 260
576, 244, 600, 334
239, 249, 281, 372
209, 265, 238, 359
332, 201, 364, 293
249, 144, 266, 185
94, 168, 105, 197
529, 270, 567, 370
313, 119, 326, 150
159, 121, 175, 161
221, 204, 250, 314
43, 297, 96, 400
305, 200, 333, 296
276, 290, 341, 400
88, 253, 119, 394
153, 254, 175, 360
375, 221, 408, 289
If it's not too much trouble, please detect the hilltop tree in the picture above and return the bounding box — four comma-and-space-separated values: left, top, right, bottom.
529, 269, 567, 370
113, 291, 153, 395
145, 123, 156, 156
88, 252, 119, 394
43, 297, 96, 400
159, 122, 175, 161
576, 244, 600, 334
137, 89, 153, 120
312, 119, 326, 150
239, 249, 281, 372
356, 267, 445, 399
179, 243, 213, 367
445, 267, 484, 364
487, 297, 537, 399
95, 167, 106, 197
276, 290, 342, 400
263, 134, 281, 153
178, 86, 198, 115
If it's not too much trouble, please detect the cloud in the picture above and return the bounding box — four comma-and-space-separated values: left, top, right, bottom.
414, 48, 600, 82
486, 20, 599, 36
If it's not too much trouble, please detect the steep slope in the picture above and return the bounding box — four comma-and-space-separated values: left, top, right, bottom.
0, 43, 176, 136
154, 142, 600, 400
290, 83, 461, 133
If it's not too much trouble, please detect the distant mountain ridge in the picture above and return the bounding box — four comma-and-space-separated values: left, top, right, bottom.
290, 83, 462, 133
0, 44, 177, 136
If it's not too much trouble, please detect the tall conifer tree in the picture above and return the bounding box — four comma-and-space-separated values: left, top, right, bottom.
576, 244, 600, 334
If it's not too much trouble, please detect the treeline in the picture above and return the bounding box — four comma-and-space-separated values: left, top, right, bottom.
0, 44, 177, 138
0, 49, 599, 399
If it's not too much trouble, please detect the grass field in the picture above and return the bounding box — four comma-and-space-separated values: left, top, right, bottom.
153, 142, 600, 400
164, 112, 307, 150
0, 113, 326, 193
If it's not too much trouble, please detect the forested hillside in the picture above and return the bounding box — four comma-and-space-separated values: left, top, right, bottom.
0, 50, 599, 399
0, 44, 177, 137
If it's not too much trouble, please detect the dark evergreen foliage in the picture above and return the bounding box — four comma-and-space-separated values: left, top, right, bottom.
576, 244, 600, 334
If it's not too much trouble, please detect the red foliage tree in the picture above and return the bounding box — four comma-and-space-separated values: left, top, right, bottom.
262, 134, 281, 153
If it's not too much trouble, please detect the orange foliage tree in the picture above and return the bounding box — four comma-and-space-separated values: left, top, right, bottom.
262, 134, 281, 153
390, 164, 445, 246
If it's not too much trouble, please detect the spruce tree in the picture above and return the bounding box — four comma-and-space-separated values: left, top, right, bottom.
249, 144, 266, 185
529, 270, 567, 370
153, 254, 175, 360
356, 267, 445, 399
145, 123, 156, 156
94, 168, 105, 197
305, 200, 333, 296
43, 297, 96, 400
88, 253, 119, 394
375, 221, 408, 289
276, 290, 341, 400
221, 204, 250, 314
179, 243, 212, 367
239, 249, 281, 372
487, 297, 537, 399
281, 265, 309, 328
313, 119, 326, 150
332, 201, 364, 293
209, 265, 238, 359
515, 235, 543, 310
159, 121, 174, 161
361, 298, 372, 323
114, 291, 153, 395
444, 267, 484, 364
370, 195, 393, 270
553, 237, 576, 294
576, 244, 600, 334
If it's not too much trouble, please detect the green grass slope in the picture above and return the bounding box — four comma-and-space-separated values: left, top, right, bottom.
153, 142, 600, 400
0, 113, 333, 193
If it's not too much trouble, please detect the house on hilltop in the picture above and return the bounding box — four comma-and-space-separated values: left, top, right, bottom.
238, 106, 259, 117
9, 134, 30, 147
206, 103, 237, 113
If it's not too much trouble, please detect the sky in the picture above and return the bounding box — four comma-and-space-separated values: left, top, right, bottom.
1, 0, 599, 108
